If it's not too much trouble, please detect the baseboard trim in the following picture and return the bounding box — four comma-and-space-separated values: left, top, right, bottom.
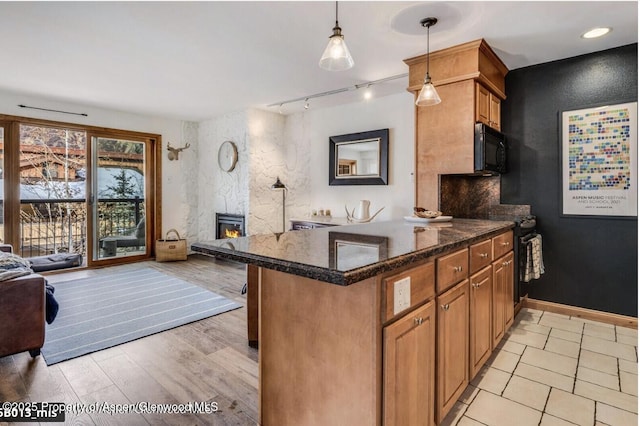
522, 298, 637, 329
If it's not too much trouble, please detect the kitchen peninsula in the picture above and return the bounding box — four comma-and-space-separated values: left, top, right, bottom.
192, 219, 515, 425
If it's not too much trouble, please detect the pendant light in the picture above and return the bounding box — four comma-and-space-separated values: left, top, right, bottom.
319, 1, 354, 71
415, 17, 441, 106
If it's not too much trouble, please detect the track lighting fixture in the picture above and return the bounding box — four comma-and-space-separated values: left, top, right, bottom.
363, 84, 372, 100
267, 73, 407, 112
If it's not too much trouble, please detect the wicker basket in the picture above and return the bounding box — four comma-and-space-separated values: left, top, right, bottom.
156, 229, 187, 262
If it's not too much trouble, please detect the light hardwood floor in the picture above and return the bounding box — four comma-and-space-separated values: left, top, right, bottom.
0, 255, 258, 426
1, 255, 637, 426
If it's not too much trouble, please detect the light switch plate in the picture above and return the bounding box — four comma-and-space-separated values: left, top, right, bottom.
394, 277, 411, 315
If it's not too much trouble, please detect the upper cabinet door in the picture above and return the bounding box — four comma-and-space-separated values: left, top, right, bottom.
490, 93, 501, 130
476, 83, 501, 131
476, 84, 491, 126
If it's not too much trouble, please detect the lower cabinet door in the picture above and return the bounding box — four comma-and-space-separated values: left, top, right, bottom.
469, 266, 492, 379
492, 251, 515, 348
436, 279, 469, 423
383, 300, 436, 426
492, 259, 506, 348
503, 251, 515, 330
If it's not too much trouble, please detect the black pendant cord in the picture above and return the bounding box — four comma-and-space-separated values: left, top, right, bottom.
426, 25, 430, 77
18, 104, 88, 117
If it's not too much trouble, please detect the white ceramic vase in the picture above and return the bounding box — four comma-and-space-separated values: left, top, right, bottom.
345, 200, 384, 223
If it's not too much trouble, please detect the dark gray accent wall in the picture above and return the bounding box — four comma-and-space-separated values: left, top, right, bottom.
501, 44, 637, 316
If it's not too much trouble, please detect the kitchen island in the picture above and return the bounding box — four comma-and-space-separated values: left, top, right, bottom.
192, 219, 514, 426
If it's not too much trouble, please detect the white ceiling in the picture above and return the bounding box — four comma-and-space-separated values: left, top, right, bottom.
0, 1, 637, 122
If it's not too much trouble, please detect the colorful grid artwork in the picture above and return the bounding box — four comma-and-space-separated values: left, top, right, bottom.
567, 107, 631, 191
562, 101, 637, 217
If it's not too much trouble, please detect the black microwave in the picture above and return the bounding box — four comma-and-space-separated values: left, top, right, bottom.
474, 123, 507, 174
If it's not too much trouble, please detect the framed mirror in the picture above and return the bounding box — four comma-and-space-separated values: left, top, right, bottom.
329, 128, 389, 185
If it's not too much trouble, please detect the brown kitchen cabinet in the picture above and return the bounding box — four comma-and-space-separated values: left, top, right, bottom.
436, 278, 469, 423
470, 239, 492, 273
436, 247, 469, 293
476, 83, 501, 130
383, 262, 435, 322
469, 265, 493, 379
493, 230, 514, 259
404, 39, 508, 209
223, 221, 516, 426
492, 251, 514, 348
383, 300, 436, 426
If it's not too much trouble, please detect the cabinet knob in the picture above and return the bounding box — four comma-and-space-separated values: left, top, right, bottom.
441, 304, 450, 311
472, 282, 481, 289
501, 242, 510, 246
414, 317, 424, 326
479, 253, 489, 258
453, 266, 463, 272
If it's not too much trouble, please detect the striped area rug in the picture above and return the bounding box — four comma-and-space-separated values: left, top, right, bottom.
41, 267, 241, 365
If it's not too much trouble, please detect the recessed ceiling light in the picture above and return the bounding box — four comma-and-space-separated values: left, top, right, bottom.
582, 27, 612, 39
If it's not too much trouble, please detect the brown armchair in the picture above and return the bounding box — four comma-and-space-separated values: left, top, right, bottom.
0, 244, 47, 358
0, 274, 46, 358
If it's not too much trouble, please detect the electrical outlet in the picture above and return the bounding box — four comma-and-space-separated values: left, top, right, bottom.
394, 277, 411, 315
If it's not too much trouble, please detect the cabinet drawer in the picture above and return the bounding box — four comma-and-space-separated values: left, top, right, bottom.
436, 248, 469, 294
384, 262, 435, 321
469, 239, 492, 273
492, 230, 513, 259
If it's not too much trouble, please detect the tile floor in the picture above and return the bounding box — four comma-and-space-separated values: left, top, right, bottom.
442, 308, 638, 426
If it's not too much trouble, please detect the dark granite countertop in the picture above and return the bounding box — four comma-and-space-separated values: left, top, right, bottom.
191, 219, 514, 286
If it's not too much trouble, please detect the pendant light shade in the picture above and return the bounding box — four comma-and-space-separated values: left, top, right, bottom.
416, 76, 441, 106
319, 1, 354, 71
416, 17, 441, 107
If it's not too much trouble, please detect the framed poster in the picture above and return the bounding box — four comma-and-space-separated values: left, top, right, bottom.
561, 101, 637, 217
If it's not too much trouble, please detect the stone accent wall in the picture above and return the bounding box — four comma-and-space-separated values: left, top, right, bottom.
197, 111, 250, 241
197, 108, 305, 240
246, 109, 287, 235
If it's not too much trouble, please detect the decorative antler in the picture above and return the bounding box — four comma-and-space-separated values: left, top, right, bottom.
167, 142, 191, 161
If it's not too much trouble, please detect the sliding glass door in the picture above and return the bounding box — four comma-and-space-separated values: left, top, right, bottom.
0, 114, 159, 268
91, 135, 149, 262
18, 123, 87, 259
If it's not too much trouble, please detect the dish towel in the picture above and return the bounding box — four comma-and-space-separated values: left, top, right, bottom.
523, 234, 545, 282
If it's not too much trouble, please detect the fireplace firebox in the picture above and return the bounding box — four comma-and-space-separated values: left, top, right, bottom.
216, 213, 245, 239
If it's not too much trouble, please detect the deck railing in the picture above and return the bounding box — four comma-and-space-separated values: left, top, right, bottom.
17, 197, 144, 258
